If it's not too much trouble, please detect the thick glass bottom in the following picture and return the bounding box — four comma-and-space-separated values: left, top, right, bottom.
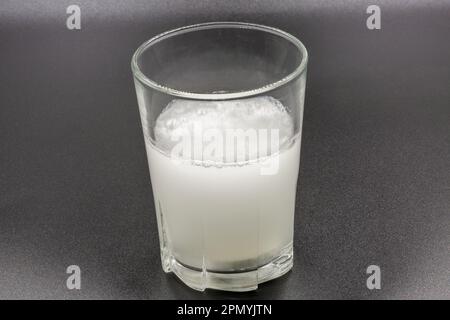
161, 243, 293, 292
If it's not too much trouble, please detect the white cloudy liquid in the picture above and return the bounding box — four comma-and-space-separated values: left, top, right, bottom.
145, 96, 301, 272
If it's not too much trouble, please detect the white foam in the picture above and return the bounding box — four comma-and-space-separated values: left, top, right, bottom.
154, 96, 294, 163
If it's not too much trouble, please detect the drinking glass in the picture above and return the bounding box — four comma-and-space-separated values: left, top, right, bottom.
131, 22, 308, 291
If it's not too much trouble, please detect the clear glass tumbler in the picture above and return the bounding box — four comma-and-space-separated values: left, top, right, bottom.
131, 22, 308, 292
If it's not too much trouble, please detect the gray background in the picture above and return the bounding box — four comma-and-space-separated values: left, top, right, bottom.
0, 0, 449, 299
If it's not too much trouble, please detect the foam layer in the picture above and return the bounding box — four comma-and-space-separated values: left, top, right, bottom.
154, 96, 294, 163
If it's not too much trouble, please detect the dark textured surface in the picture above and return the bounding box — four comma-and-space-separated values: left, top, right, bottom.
0, 1, 449, 299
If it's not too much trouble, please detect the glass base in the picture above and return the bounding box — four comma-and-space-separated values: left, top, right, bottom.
161, 244, 293, 292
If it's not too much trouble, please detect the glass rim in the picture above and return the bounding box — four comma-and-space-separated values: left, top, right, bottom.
131, 22, 308, 101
